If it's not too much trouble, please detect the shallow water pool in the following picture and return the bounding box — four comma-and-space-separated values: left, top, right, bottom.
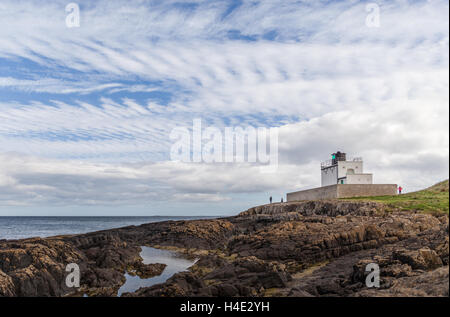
117, 246, 197, 296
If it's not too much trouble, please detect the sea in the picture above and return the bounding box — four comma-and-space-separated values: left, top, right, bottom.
0, 216, 217, 240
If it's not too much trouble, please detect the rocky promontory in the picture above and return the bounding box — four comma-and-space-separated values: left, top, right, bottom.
0, 182, 448, 297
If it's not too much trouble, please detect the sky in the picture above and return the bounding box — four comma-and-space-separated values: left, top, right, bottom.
0, 0, 448, 216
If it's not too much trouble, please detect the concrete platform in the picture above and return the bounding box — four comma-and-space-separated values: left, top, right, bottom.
287, 184, 398, 201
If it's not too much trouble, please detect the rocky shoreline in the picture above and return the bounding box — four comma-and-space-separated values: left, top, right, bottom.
0, 199, 448, 297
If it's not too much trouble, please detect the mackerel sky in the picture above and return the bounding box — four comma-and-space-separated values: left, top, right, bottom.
0, 0, 448, 216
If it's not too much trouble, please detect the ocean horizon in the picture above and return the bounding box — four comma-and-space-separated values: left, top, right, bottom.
0, 216, 219, 240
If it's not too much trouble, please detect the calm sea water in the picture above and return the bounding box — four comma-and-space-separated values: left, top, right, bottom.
0, 216, 215, 240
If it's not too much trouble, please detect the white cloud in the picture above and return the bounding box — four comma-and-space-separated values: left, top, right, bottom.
0, 152, 308, 206
1, 92, 447, 207
0, 0, 448, 211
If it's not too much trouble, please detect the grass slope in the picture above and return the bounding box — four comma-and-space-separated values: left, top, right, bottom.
344, 180, 449, 215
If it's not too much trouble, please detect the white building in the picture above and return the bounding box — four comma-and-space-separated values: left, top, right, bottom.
320, 151, 373, 186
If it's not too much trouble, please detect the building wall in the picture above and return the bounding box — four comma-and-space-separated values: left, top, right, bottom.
321, 166, 338, 186
287, 184, 339, 201
287, 184, 397, 201
337, 184, 397, 198
337, 161, 363, 179
346, 173, 373, 184
321, 161, 367, 186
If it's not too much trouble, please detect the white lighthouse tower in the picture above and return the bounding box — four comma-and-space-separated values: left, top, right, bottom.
286, 150, 397, 201
320, 151, 373, 186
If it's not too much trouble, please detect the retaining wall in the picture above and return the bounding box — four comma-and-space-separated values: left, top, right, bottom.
287, 184, 397, 201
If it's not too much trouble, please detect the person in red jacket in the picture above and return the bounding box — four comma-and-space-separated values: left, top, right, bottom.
398, 186, 403, 194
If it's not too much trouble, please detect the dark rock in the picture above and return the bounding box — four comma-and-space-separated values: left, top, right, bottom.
0, 199, 448, 297
393, 248, 443, 270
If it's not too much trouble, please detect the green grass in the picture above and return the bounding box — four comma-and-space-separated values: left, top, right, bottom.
343, 180, 449, 215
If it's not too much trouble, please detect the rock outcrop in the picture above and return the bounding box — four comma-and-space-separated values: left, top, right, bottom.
0, 198, 448, 297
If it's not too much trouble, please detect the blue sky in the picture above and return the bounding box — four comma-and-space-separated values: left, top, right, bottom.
0, 0, 448, 216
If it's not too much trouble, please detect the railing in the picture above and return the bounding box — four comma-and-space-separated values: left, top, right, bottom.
320, 159, 333, 169
321, 157, 363, 169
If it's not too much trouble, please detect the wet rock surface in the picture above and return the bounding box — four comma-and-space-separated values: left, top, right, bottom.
127, 262, 167, 279
0, 200, 448, 297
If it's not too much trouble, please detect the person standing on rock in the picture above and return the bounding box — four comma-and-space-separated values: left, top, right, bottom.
281, 197, 284, 203
270, 196, 272, 204
398, 186, 403, 194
